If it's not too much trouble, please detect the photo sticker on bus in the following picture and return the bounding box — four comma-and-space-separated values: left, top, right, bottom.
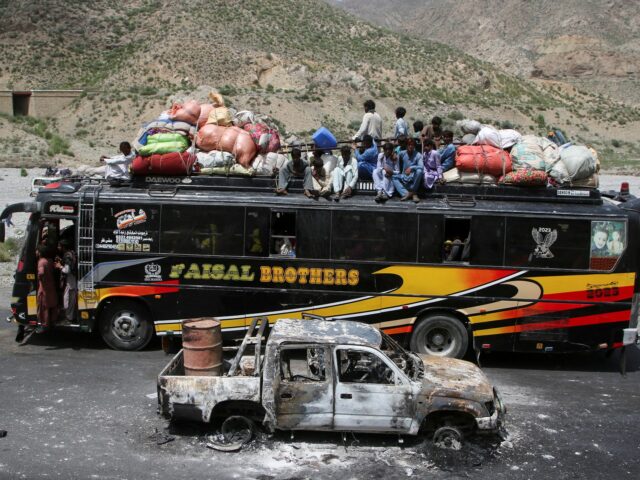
115, 208, 147, 230
590, 220, 626, 270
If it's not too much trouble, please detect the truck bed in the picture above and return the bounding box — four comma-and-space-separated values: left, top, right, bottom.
157, 350, 261, 423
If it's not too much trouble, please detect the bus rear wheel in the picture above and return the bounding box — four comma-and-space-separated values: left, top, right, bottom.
410, 314, 469, 359
100, 300, 154, 351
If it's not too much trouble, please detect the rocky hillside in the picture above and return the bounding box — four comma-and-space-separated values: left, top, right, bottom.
0, 0, 639, 170
328, 0, 640, 106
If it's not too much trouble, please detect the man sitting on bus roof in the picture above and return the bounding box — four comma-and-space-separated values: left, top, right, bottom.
423, 139, 443, 189
100, 141, 135, 183
439, 130, 456, 172
331, 145, 359, 202
310, 152, 332, 198
373, 142, 400, 203
275, 147, 314, 197
353, 134, 378, 181
392, 138, 423, 203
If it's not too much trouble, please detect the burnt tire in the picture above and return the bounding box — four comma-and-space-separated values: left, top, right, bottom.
410, 314, 468, 358
221, 416, 254, 445
433, 426, 464, 450
100, 300, 154, 351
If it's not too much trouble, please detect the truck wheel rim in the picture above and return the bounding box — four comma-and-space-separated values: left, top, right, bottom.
424, 326, 456, 356
112, 311, 140, 341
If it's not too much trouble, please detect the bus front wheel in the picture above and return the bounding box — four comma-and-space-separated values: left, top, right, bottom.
410, 314, 469, 359
100, 300, 154, 351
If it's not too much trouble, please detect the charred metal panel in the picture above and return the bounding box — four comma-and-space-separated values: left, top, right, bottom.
158, 351, 260, 423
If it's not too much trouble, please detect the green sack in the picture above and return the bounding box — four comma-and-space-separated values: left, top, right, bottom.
146, 133, 189, 145
138, 141, 189, 156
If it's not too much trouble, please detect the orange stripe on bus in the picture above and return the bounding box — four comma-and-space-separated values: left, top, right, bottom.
474, 309, 629, 337
99, 280, 180, 298
382, 326, 413, 335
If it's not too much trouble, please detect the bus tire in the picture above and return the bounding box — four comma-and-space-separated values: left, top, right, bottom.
100, 300, 154, 351
410, 314, 468, 359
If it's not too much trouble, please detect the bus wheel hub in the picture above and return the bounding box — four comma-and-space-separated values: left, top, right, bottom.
113, 313, 139, 339
431, 332, 446, 346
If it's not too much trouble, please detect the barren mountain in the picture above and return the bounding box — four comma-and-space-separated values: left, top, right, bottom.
0, 0, 639, 170
328, 0, 640, 105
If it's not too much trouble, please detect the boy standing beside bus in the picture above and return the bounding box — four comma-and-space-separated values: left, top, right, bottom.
36, 245, 58, 333
55, 239, 77, 322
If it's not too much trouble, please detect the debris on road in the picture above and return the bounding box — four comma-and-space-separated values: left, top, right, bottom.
148, 428, 175, 446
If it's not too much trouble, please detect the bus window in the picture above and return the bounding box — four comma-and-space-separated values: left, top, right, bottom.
418, 214, 443, 264
245, 207, 269, 257
161, 205, 244, 256
297, 210, 330, 259
271, 210, 296, 257
331, 211, 417, 262
443, 218, 470, 262
470, 216, 505, 266
95, 204, 159, 253
505, 218, 590, 270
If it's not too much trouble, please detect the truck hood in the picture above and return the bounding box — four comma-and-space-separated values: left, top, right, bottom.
418, 354, 494, 403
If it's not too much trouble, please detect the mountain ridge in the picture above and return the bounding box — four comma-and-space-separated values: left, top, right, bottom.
0, 0, 638, 169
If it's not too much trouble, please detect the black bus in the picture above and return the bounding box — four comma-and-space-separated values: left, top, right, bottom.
2, 175, 639, 358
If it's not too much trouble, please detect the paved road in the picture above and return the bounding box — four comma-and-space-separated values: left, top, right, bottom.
0, 292, 638, 479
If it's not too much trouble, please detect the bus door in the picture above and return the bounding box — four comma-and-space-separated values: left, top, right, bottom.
0, 202, 41, 325
40, 202, 78, 324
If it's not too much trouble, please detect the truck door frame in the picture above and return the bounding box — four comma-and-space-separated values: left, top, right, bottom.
274, 343, 335, 430
333, 345, 414, 433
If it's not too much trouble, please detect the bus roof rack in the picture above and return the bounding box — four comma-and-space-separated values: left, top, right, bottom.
44, 173, 603, 205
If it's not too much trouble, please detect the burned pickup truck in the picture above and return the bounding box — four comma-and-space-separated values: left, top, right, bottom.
158, 318, 505, 448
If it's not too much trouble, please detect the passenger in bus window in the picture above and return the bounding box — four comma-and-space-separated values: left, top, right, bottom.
280, 238, 296, 257
393, 138, 423, 203
422, 139, 443, 189
35, 244, 58, 333
55, 239, 77, 323
331, 145, 359, 202
446, 237, 464, 261
439, 131, 457, 172
373, 142, 399, 203
353, 135, 378, 181
275, 148, 314, 197
248, 228, 264, 255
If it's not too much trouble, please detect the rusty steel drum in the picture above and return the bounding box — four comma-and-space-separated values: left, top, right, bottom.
182, 318, 223, 376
